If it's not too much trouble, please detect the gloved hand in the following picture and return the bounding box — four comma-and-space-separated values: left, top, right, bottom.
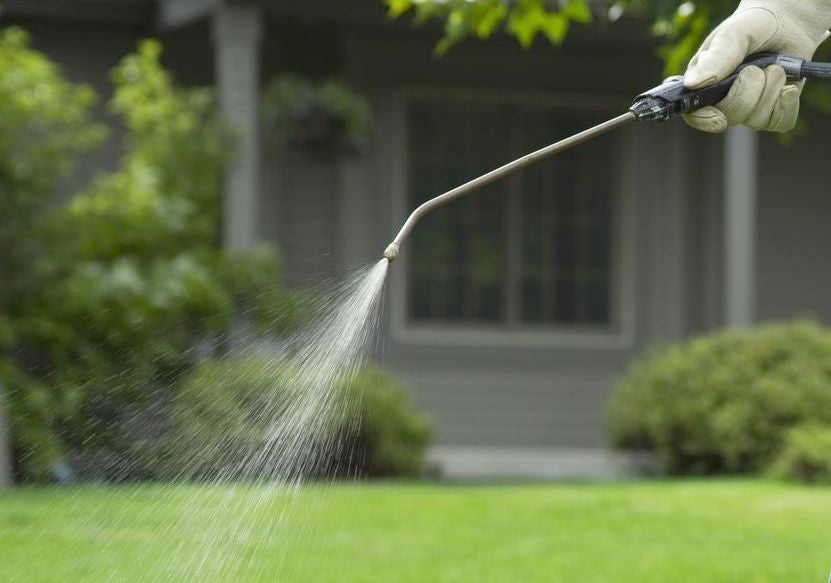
683, 0, 831, 133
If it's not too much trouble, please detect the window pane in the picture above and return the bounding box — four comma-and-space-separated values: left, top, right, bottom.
406, 100, 616, 330
407, 101, 509, 323
583, 277, 611, 324
519, 112, 615, 327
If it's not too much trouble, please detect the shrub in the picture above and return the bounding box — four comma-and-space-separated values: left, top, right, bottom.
1, 36, 299, 482
607, 321, 831, 475
770, 423, 831, 484
166, 357, 433, 480
338, 367, 433, 477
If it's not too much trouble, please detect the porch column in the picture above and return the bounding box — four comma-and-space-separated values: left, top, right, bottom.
724, 126, 758, 328
212, 2, 262, 251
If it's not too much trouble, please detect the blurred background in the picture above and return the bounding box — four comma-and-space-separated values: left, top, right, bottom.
0, 0, 831, 482
3, 0, 831, 489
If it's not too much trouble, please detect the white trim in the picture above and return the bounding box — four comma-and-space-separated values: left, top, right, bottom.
429, 446, 655, 480
158, 0, 215, 30
387, 88, 637, 351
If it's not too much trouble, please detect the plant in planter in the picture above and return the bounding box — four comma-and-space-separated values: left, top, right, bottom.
262, 75, 372, 151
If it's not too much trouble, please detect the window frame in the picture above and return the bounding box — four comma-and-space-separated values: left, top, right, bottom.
388, 87, 637, 350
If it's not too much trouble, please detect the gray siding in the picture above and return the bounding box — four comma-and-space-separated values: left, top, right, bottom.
756, 117, 831, 323
267, 150, 340, 285
332, 27, 723, 448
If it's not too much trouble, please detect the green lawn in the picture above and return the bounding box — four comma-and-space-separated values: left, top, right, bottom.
0, 480, 829, 582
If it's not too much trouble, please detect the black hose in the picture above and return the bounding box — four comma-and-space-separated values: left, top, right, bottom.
801, 61, 831, 80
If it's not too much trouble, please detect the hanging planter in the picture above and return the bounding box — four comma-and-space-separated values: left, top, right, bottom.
262, 75, 372, 152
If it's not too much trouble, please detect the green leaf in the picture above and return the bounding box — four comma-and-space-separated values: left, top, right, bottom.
561, 0, 592, 24
507, 1, 547, 48
658, 12, 709, 75
541, 12, 569, 45
413, 1, 444, 25
473, 2, 508, 38
434, 36, 456, 56
385, 0, 413, 18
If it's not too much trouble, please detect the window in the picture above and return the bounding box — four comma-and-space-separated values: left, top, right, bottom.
406, 98, 618, 331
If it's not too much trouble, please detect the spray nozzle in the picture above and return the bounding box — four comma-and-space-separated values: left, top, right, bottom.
383, 243, 400, 262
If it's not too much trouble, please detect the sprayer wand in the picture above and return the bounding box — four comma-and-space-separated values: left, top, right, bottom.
383, 52, 831, 262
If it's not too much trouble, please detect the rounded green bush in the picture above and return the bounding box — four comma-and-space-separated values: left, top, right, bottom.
770, 423, 831, 484
607, 321, 831, 474
165, 357, 433, 480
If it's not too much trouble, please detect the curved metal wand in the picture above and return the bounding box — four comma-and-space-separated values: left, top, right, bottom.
383, 52, 831, 262
382, 112, 634, 261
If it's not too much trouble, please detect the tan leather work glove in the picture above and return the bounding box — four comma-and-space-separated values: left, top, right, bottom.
684, 0, 831, 133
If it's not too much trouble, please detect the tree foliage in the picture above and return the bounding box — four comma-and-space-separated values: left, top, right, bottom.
387, 1, 742, 73
388, 1, 831, 120
386, 0, 593, 55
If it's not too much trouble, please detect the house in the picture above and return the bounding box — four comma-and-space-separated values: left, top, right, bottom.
3, 0, 831, 481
